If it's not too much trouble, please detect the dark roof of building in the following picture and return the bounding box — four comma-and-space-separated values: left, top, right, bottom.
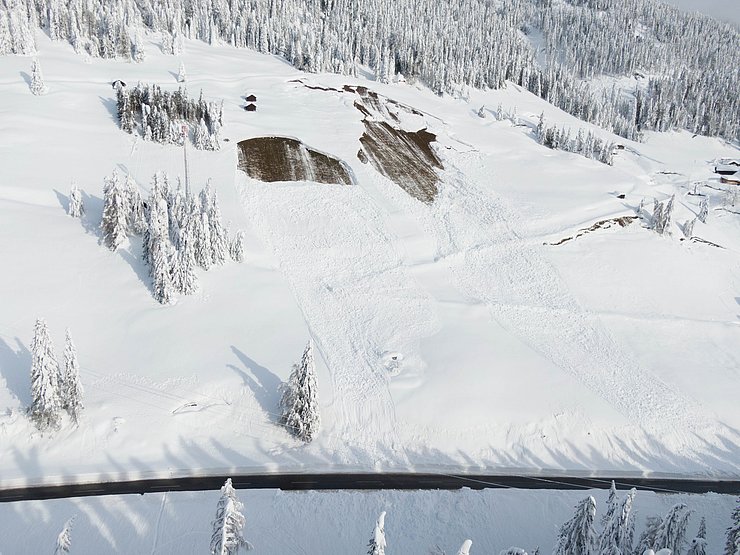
245, 103, 257, 111
245, 94, 257, 101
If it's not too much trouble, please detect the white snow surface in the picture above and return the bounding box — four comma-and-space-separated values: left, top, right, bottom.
0, 34, 739, 487
0, 486, 736, 554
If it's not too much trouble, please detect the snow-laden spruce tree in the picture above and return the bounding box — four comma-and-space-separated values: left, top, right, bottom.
457, 540, 472, 555
726, 499, 740, 555
653, 504, 692, 554
207, 188, 228, 265
194, 118, 211, 150
30, 58, 48, 95
601, 481, 618, 528
195, 210, 213, 270
29, 318, 63, 432
280, 340, 321, 442
54, 517, 74, 555
62, 329, 83, 425
367, 511, 386, 555
126, 175, 146, 235
597, 487, 635, 555
210, 478, 253, 554
554, 496, 597, 555
101, 171, 129, 251
499, 548, 527, 555
178, 61, 187, 82
687, 517, 707, 555
230, 230, 246, 263
149, 199, 177, 304
68, 183, 84, 218
171, 210, 199, 295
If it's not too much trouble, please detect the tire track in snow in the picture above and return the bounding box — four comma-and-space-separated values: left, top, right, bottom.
429, 152, 718, 436
236, 177, 438, 462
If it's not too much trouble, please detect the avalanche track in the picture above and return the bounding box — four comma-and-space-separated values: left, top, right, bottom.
424, 151, 720, 438
236, 174, 438, 464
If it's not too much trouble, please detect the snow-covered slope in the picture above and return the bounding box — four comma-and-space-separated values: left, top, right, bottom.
0, 34, 738, 487
0, 486, 736, 554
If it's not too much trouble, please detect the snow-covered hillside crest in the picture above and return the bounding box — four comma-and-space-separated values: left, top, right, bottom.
1, 0, 739, 143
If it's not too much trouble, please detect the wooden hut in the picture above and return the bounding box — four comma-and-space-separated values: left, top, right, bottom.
244, 103, 257, 112
245, 94, 257, 102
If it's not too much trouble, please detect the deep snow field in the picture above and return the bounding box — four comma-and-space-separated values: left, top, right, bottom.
0, 32, 739, 495
0, 485, 737, 554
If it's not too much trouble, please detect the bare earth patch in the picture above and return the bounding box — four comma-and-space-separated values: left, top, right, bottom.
546, 216, 637, 245
237, 137, 354, 185
291, 80, 443, 204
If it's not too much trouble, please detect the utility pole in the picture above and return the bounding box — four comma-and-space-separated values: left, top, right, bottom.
181, 124, 190, 196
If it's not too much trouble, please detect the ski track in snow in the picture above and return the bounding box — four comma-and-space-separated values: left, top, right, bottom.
236, 178, 438, 463
425, 151, 718, 437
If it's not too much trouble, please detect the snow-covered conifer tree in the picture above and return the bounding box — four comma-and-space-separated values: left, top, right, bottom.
367, 511, 386, 555
126, 175, 146, 235
229, 230, 246, 263
653, 504, 692, 554
149, 199, 177, 304
687, 517, 707, 555
554, 496, 597, 555
725, 499, 740, 555
457, 540, 472, 555
683, 218, 696, 239
280, 340, 321, 442
598, 487, 635, 555
171, 211, 199, 295
194, 118, 211, 150
194, 210, 213, 270
210, 478, 253, 554
29, 318, 62, 432
54, 517, 74, 555
30, 58, 48, 95
499, 548, 527, 555
132, 33, 145, 62
101, 171, 129, 251
62, 329, 83, 425
207, 189, 228, 265
68, 184, 84, 218
178, 61, 187, 82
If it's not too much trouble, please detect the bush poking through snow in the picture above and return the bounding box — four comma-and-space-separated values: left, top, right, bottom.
210, 478, 253, 554
698, 198, 709, 223
68, 184, 84, 218
652, 195, 674, 235
54, 516, 74, 554
367, 511, 387, 555
280, 341, 321, 442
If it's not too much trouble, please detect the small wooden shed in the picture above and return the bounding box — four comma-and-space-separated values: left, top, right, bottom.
245, 94, 257, 102
244, 103, 257, 112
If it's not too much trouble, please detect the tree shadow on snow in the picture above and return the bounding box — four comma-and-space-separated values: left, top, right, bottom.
53, 188, 69, 213
98, 95, 119, 124
0, 336, 32, 407
19, 71, 31, 89
118, 240, 152, 294
79, 191, 104, 237
228, 347, 282, 424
